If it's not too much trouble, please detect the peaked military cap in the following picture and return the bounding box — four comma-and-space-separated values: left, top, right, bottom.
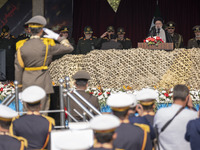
193, 25, 200, 32
84, 26, 93, 34
107, 92, 134, 111
107, 26, 115, 32
72, 70, 91, 80
60, 26, 69, 32
25, 15, 47, 28
0, 105, 18, 121
90, 114, 120, 133
21, 85, 46, 104
117, 27, 125, 34
166, 21, 176, 28
136, 88, 158, 106
2, 25, 9, 33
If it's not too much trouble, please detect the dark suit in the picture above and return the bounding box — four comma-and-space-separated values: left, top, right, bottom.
148, 26, 173, 43
101, 41, 123, 50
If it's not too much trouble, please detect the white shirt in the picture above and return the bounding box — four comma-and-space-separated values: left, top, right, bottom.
154, 104, 197, 150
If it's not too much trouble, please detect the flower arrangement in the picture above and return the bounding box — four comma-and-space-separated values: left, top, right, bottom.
0, 81, 15, 101
86, 86, 200, 108
143, 36, 164, 46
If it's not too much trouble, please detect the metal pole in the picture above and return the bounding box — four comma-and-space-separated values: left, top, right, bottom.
73, 109, 84, 119
67, 92, 94, 118
73, 90, 102, 115
14, 81, 19, 112
1, 94, 12, 105
59, 79, 65, 128
5, 95, 15, 106
65, 110, 78, 122
65, 76, 71, 122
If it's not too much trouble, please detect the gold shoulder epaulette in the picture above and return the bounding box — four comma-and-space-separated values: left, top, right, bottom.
93, 36, 97, 39
79, 37, 84, 40
126, 38, 130, 40
41, 38, 56, 46
103, 37, 108, 40
13, 135, 28, 147
43, 115, 56, 126
16, 39, 28, 51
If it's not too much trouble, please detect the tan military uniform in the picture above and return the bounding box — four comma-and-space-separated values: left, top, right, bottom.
67, 90, 100, 121
15, 37, 73, 110
187, 38, 200, 49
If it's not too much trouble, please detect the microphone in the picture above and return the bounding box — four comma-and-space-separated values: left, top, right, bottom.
156, 28, 160, 35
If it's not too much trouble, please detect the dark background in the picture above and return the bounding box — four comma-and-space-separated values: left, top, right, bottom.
73, 0, 200, 48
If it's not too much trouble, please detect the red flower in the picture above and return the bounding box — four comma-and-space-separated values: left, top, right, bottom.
0, 88, 3, 92
89, 92, 94, 95
164, 93, 169, 97
107, 92, 110, 95
143, 40, 146, 43
98, 92, 102, 96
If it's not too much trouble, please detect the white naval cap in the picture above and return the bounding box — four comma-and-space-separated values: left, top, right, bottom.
90, 114, 120, 132
55, 130, 92, 150
136, 88, 158, 106
106, 92, 134, 111
21, 85, 46, 104
0, 104, 18, 121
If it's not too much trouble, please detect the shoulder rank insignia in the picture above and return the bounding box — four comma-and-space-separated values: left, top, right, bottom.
126, 38, 130, 40
79, 37, 84, 40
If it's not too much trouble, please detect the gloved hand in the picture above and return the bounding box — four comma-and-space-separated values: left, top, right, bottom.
43, 28, 59, 40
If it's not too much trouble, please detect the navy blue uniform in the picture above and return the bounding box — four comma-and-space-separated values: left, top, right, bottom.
129, 114, 156, 140
185, 118, 200, 150
113, 123, 152, 150
0, 134, 27, 150
90, 147, 114, 150
11, 114, 55, 150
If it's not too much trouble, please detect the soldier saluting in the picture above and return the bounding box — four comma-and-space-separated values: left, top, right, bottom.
15, 15, 73, 111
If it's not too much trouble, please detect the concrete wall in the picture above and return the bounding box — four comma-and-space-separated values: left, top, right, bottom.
32, 0, 44, 16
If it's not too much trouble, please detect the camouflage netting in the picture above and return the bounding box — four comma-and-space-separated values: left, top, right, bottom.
49, 48, 200, 90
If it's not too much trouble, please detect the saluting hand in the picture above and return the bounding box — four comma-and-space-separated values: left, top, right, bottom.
100, 32, 108, 38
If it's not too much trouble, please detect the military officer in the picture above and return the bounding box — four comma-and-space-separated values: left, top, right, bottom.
0, 105, 27, 150
0, 25, 15, 39
166, 21, 184, 48
107, 93, 152, 150
16, 24, 31, 41
89, 114, 120, 150
0, 25, 16, 81
76, 26, 97, 54
136, 88, 158, 127
15, 15, 73, 111
101, 34, 123, 50
117, 27, 132, 49
59, 26, 76, 51
187, 25, 200, 49
96, 26, 115, 49
10, 86, 55, 150
67, 70, 100, 121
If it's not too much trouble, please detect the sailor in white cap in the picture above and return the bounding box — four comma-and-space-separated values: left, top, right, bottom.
89, 114, 120, 150
10, 85, 55, 150
0, 105, 27, 149
15, 15, 74, 111
107, 92, 152, 150
55, 130, 92, 150
136, 88, 158, 126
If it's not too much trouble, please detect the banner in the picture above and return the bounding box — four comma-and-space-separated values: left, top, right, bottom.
0, 0, 32, 37
45, 0, 73, 36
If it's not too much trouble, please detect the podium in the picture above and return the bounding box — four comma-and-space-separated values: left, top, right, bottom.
138, 43, 174, 50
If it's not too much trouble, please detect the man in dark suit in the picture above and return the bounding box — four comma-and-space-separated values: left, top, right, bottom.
148, 17, 172, 43
101, 34, 123, 50
117, 27, 132, 49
